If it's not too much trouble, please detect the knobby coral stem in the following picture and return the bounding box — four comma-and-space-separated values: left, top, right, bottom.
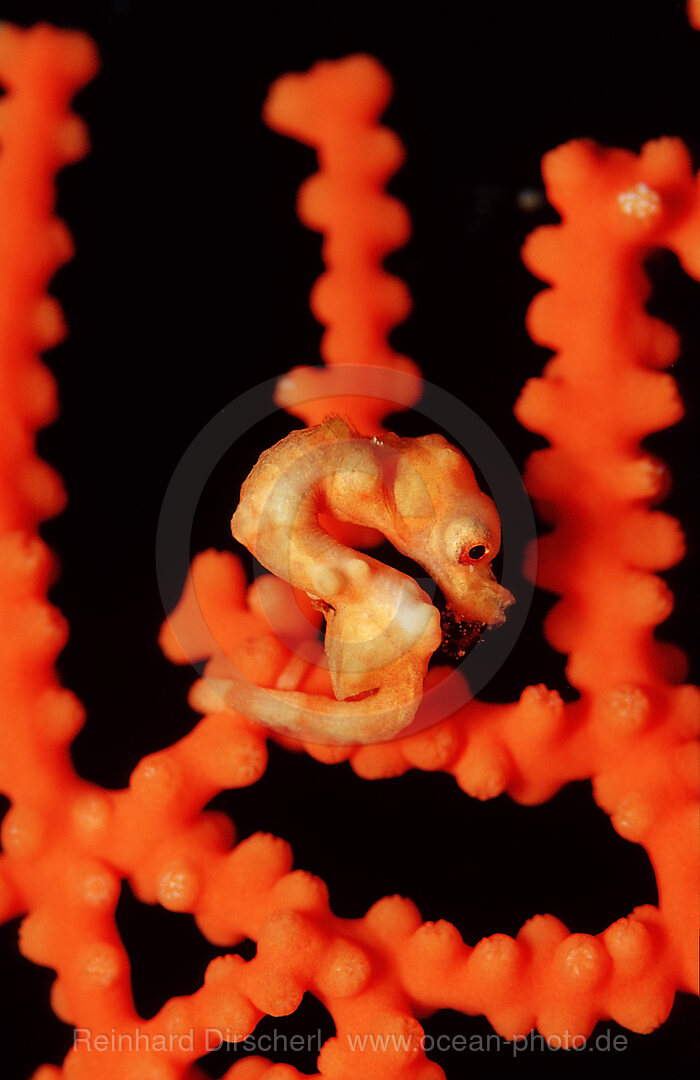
517, 137, 700, 992
0, 23, 98, 846
264, 54, 423, 435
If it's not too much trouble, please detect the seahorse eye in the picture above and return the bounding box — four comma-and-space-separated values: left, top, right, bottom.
459, 543, 488, 565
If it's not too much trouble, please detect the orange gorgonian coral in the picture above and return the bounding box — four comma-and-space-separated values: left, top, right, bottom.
0, 12, 698, 1080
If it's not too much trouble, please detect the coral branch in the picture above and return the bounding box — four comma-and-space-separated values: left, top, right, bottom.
264, 54, 422, 435
0, 23, 96, 532
517, 139, 693, 692
516, 137, 700, 991
0, 19, 98, 867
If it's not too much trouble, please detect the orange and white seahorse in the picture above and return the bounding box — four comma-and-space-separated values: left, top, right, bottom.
217, 418, 513, 744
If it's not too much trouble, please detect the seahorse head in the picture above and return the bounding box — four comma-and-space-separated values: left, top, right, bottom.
386, 433, 514, 657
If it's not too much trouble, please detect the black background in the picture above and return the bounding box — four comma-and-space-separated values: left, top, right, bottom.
0, 0, 698, 1077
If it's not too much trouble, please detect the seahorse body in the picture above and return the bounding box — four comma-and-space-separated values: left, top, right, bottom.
225, 419, 513, 743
